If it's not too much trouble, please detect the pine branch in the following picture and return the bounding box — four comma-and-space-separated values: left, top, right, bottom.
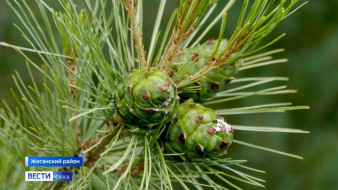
176, 0, 300, 88
160, 0, 214, 71
66, 48, 82, 153
0, 0, 309, 189
123, 0, 147, 68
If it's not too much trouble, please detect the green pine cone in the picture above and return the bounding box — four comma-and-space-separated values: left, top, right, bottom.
165, 99, 234, 159
115, 68, 178, 129
174, 39, 240, 102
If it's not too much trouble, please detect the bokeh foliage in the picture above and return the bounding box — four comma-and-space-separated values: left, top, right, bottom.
0, 0, 337, 189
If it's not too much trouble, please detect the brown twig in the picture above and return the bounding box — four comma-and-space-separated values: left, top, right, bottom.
123, 0, 147, 68
82, 122, 117, 166
160, 0, 210, 72
116, 160, 145, 176
50, 123, 117, 189
66, 48, 82, 153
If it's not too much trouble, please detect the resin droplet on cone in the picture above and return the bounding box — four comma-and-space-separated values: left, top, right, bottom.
115, 68, 178, 129
165, 99, 234, 159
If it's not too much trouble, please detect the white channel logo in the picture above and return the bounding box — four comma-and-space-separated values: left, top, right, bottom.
25, 171, 53, 181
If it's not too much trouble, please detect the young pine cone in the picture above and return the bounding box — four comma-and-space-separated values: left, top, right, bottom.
174, 39, 240, 102
165, 99, 234, 159
115, 68, 178, 129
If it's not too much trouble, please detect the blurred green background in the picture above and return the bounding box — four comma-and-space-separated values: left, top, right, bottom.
0, 0, 337, 189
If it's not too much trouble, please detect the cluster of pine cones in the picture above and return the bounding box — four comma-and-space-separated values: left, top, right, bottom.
115, 39, 238, 160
